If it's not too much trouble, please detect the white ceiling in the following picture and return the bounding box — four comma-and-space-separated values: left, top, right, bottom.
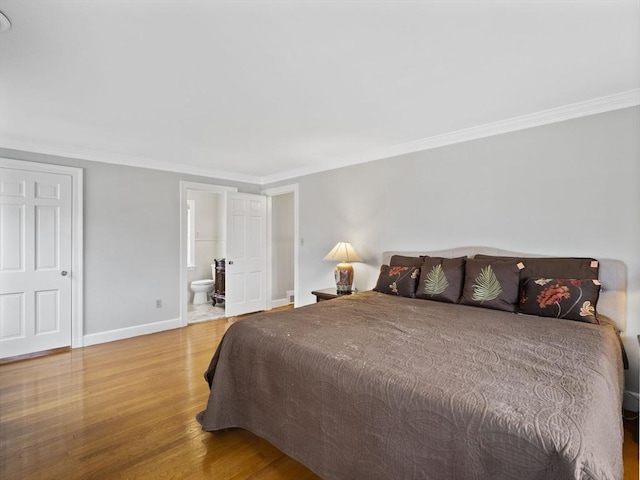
0, 1, 638, 184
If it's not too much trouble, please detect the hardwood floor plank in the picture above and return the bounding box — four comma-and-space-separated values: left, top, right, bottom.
0, 317, 319, 480
623, 411, 639, 480
1, 315, 637, 480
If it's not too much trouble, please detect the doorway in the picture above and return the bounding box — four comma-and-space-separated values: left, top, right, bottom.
179, 182, 236, 326
263, 184, 298, 310
179, 182, 298, 325
186, 190, 226, 323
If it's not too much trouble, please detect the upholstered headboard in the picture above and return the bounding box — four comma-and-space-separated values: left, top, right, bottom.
382, 246, 627, 331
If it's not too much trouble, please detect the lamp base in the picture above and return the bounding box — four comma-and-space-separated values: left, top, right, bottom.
335, 262, 354, 293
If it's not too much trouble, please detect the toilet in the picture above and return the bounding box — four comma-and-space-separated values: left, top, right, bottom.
190, 263, 215, 305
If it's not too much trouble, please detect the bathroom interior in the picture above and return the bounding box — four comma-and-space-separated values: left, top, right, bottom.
186, 189, 295, 324
186, 190, 225, 323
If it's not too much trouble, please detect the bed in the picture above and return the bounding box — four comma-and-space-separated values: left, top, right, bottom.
197, 247, 626, 480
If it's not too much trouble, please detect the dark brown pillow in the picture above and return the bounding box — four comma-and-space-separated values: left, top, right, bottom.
460, 259, 522, 312
519, 278, 600, 324
416, 256, 466, 304
474, 255, 598, 280
373, 265, 420, 297
389, 255, 424, 267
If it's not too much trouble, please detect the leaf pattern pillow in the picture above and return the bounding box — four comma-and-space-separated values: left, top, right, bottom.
415, 256, 466, 303
459, 259, 521, 312
373, 265, 420, 298
518, 278, 600, 324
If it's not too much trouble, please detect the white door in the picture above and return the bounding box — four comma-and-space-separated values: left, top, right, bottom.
0, 167, 72, 358
225, 192, 267, 317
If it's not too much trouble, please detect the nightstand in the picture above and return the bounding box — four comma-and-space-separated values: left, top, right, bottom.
311, 288, 352, 302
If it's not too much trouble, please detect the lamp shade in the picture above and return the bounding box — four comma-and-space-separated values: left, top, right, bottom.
323, 242, 362, 263
324, 242, 361, 293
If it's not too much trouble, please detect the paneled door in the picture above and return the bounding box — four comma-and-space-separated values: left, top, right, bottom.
0, 167, 72, 358
225, 192, 267, 317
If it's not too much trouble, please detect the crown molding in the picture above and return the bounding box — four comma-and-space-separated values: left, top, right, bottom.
0, 138, 263, 185
2, 89, 638, 186
260, 88, 640, 185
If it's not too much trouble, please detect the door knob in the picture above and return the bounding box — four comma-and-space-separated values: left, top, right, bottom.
61, 271, 68, 276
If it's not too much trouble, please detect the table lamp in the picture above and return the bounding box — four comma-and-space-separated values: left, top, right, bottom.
323, 242, 362, 293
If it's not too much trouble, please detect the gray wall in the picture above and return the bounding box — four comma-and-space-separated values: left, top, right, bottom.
266, 106, 640, 406
0, 148, 259, 335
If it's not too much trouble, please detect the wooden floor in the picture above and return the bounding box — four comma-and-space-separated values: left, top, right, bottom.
0, 315, 319, 480
1, 315, 638, 480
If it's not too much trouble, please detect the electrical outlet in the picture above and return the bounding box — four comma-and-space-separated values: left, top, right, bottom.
155, 299, 162, 308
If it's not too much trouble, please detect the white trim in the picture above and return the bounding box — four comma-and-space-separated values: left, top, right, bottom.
3, 90, 637, 186
83, 317, 182, 347
195, 236, 221, 242
260, 89, 640, 184
0, 157, 84, 348
271, 298, 290, 309
179, 181, 237, 326
261, 184, 299, 309
265, 195, 273, 311
186, 199, 196, 268
0, 138, 263, 184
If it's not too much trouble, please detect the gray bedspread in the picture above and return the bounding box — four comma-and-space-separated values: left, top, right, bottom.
197, 291, 624, 480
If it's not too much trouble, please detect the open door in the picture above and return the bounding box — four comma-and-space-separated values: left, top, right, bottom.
224, 192, 267, 317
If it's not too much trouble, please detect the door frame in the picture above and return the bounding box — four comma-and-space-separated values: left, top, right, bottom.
261, 184, 299, 309
0, 157, 84, 348
179, 181, 237, 327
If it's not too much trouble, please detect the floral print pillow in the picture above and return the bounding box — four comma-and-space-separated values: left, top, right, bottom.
373, 265, 420, 298
518, 278, 600, 324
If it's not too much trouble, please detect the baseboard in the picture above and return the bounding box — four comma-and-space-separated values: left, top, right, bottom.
271, 298, 291, 309
83, 317, 182, 347
624, 390, 640, 412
